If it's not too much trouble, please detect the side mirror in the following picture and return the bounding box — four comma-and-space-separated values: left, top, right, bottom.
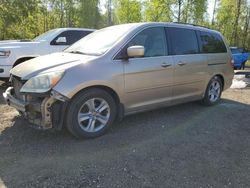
127, 46, 145, 58
55, 37, 67, 44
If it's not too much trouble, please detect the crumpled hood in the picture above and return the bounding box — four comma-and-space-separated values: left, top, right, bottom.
11, 52, 97, 80
0, 40, 40, 49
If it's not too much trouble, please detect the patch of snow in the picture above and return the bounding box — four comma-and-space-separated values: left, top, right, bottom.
234, 75, 246, 81
230, 79, 247, 89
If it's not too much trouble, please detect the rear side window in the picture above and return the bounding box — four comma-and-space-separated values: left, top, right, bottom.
200, 31, 227, 53
168, 27, 199, 55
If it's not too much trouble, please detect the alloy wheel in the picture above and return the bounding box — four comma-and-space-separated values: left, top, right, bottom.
208, 80, 221, 102
77, 98, 110, 133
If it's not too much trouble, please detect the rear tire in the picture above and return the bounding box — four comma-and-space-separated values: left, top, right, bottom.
202, 76, 223, 106
66, 88, 117, 138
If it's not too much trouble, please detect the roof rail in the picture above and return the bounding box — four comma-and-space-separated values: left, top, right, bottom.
172, 22, 210, 29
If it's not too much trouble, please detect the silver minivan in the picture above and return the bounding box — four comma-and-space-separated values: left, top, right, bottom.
3, 23, 234, 138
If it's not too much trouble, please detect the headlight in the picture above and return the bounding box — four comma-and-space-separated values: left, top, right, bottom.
20, 71, 65, 93
0, 50, 11, 57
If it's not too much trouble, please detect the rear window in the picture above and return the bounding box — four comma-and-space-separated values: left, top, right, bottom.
168, 27, 199, 55
52, 30, 93, 45
200, 31, 227, 53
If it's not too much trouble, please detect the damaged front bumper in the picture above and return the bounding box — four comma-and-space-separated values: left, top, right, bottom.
3, 87, 68, 130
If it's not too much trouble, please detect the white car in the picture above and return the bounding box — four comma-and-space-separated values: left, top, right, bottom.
0, 28, 95, 80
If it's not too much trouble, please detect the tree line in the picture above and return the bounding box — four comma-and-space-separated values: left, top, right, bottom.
0, 0, 249, 49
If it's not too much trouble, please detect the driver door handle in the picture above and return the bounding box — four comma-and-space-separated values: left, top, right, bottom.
178, 61, 186, 66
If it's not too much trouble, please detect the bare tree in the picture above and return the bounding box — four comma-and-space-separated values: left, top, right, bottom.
177, 0, 183, 22
107, 0, 112, 25
231, 0, 242, 46
183, 0, 191, 23
211, 0, 217, 25
243, 7, 250, 48
60, 0, 64, 27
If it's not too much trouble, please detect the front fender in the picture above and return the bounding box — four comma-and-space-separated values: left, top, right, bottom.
56, 80, 122, 100
52, 61, 124, 102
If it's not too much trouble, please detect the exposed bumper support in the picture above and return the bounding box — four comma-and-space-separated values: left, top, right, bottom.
3, 87, 68, 130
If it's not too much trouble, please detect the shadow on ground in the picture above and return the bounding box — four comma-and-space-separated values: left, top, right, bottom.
1, 97, 250, 187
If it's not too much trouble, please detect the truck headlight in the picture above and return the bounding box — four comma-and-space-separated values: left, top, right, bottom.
0, 50, 11, 57
20, 71, 65, 93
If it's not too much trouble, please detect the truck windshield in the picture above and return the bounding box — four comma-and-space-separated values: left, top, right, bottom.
65, 24, 136, 56
33, 29, 58, 41
230, 48, 241, 54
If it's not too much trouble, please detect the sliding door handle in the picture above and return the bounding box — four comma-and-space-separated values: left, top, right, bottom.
161, 63, 171, 68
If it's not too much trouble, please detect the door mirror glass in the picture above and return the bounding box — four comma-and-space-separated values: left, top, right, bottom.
56, 37, 67, 44
127, 46, 145, 58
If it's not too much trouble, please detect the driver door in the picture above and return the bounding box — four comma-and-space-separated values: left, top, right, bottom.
120, 27, 174, 111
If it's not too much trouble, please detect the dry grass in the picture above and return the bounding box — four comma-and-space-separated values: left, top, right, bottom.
246, 60, 250, 67
0, 105, 18, 133
0, 83, 19, 133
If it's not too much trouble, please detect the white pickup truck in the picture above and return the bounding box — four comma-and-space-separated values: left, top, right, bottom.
0, 28, 95, 80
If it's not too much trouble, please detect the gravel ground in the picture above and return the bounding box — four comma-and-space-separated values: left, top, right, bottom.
0, 77, 250, 188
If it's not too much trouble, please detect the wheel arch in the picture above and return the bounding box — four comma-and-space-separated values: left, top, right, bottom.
68, 84, 124, 120
203, 73, 225, 98
13, 56, 36, 67
75, 85, 121, 105
214, 74, 224, 90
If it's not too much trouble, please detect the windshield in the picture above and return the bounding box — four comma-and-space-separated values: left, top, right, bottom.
33, 29, 58, 41
65, 24, 136, 56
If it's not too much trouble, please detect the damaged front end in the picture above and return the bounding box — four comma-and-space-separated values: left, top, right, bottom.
3, 76, 68, 130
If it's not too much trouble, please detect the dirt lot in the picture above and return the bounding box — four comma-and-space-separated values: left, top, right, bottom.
1, 78, 250, 188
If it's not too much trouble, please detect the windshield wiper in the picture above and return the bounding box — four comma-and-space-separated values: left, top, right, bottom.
67, 51, 101, 56
68, 50, 86, 55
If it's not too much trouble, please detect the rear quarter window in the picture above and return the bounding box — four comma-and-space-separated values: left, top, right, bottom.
200, 31, 227, 53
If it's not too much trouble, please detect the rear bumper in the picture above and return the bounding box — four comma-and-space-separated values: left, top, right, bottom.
3, 87, 68, 130
223, 69, 234, 90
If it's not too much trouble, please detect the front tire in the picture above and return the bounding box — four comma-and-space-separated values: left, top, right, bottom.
202, 76, 223, 106
66, 88, 117, 138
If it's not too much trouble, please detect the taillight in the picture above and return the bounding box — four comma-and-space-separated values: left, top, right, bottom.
229, 58, 234, 68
